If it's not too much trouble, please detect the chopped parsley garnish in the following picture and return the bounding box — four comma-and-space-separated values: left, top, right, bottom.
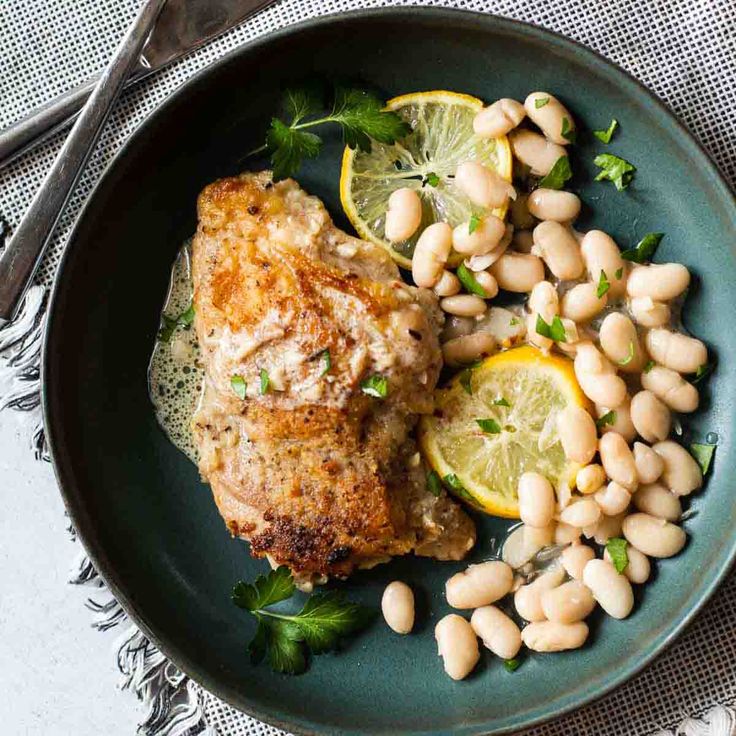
468, 214, 481, 234
257, 87, 410, 180
621, 232, 664, 263
457, 262, 489, 297
476, 418, 502, 434
319, 349, 331, 376
596, 410, 617, 428
259, 368, 270, 394
493, 397, 511, 407
619, 342, 635, 366
538, 155, 572, 190
158, 302, 195, 342
690, 443, 716, 476
596, 269, 610, 298
427, 470, 443, 497
233, 566, 373, 675
459, 368, 474, 395
606, 537, 629, 574
535, 314, 567, 342
231, 375, 247, 399
594, 153, 636, 190
561, 116, 576, 143
615, 266, 624, 280
361, 374, 388, 398
534, 97, 550, 109
692, 363, 714, 385
644, 360, 655, 373
425, 172, 440, 187
504, 658, 521, 672
509, 317, 520, 326
593, 119, 619, 144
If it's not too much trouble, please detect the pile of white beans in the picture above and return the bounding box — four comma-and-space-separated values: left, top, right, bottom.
379, 91, 711, 680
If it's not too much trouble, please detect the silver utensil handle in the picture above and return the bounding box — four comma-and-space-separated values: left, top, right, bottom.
0, 0, 167, 325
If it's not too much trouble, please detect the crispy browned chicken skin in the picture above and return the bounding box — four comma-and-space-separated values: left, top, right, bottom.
191, 172, 475, 583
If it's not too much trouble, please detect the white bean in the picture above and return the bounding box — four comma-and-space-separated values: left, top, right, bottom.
385, 188, 422, 242
521, 621, 588, 652
524, 92, 576, 145
473, 98, 526, 138
630, 390, 672, 442
502, 523, 554, 569
627, 263, 691, 301
594, 481, 631, 516
653, 440, 703, 496
576, 464, 606, 495
509, 129, 567, 176
528, 189, 581, 222
641, 365, 699, 413
541, 580, 596, 623
557, 405, 597, 464
555, 522, 582, 545
524, 523, 555, 548
622, 513, 686, 558
381, 581, 415, 634
471, 606, 522, 659
599, 312, 646, 373
583, 559, 634, 619
518, 472, 556, 528
514, 565, 565, 622
596, 397, 637, 443
442, 332, 496, 366
445, 560, 513, 609
560, 498, 601, 529
474, 271, 499, 299
435, 614, 480, 680
633, 442, 665, 484
533, 221, 585, 280
441, 294, 487, 317
630, 296, 671, 328
599, 432, 638, 490
490, 253, 545, 292
441, 314, 475, 342
561, 544, 596, 580
590, 512, 626, 545
644, 329, 708, 375
633, 482, 682, 521
412, 222, 452, 287
604, 544, 651, 584
561, 282, 607, 323
527, 281, 559, 350
580, 230, 627, 299
573, 343, 627, 408
455, 161, 515, 209
510, 194, 536, 231
512, 228, 535, 253
452, 214, 506, 255
433, 270, 461, 297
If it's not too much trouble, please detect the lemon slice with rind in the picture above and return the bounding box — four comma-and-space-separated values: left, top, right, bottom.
340, 91, 513, 269
419, 346, 590, 518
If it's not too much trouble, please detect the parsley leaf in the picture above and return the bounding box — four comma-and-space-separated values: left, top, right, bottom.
361, 374, 388, 398
690, 443, 716, 475
457, 262, 490, 297
504, 658, 521, 672
594, 153, 636, 190
534, 97, 550, 109
493, 397, 511, 407
319, 349, 331, 376
606, 537, 629, 574
425, 172, 440, 187
644, 360, 655, 373
615, 266, 624, 280
535, 314, 567, 342
561, 116, 576, 143
468, 214, 481, 234
232, 566, 295, 611
596, 410, 617, 428
158, 302, 195, 342
427, 470, 443, 497
538, 155, 572, 190
597, 269, 611, 298
476, 418, 502, 434
509, 317, 520, 326
231, 375, 247, 399
691, 363, 713, 385
459, 368, 474, 395
442, 474, 479, 507
260, 368, 270, 394
621, 232, 664, 263
619, 341, 635, 366
262, 87, 410, 180
593, 119, 619, 144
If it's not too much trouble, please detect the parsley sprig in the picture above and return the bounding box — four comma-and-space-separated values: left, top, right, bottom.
233, 567, 374, 675
256, 87, 410, 180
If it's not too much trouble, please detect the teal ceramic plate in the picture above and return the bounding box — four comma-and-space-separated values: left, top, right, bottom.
43, 8, 736, 735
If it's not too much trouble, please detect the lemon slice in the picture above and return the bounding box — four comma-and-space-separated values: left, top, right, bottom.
418, 346, 590, 518
340, 90, 513, 269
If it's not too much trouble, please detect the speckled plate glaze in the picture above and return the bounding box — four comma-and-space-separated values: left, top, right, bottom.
43, 8, 736, 735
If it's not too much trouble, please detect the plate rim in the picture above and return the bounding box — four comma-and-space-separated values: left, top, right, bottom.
41, 6, 736, 735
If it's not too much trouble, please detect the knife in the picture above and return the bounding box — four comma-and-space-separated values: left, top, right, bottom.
0, 0, 278, 169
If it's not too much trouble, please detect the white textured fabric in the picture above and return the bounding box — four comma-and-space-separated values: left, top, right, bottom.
1, 0, 735, 734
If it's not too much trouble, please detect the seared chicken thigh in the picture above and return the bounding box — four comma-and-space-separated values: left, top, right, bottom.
191, 172, 475, 582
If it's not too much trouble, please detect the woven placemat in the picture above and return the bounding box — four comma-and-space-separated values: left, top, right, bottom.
1, 1, 735, 734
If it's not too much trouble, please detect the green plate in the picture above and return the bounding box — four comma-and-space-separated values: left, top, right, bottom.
43, 8, 736, 735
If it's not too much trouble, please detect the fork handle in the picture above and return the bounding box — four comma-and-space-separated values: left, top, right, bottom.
0, 0, 167, 325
